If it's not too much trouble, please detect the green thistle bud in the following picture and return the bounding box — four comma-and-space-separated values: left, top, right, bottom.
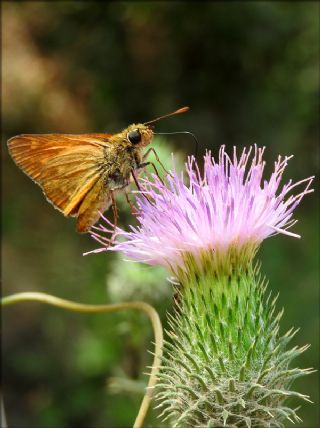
156, 255, 313, 427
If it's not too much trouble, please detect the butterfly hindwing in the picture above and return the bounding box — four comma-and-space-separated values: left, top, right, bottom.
76, 176, 113, 233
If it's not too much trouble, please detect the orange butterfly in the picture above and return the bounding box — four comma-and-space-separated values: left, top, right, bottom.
7, 107, 189, 233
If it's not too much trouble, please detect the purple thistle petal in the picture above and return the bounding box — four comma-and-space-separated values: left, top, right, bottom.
89, 146, 314, 272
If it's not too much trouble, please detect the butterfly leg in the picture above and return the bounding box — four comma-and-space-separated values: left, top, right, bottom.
124, 188, 140, 215
138, 161, 165, 185
142, 147, 172, 177
131, 169, 153, 204
110, 191, 118, 243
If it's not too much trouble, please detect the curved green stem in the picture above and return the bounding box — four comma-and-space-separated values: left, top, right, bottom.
1, 394, 7, 428
1, 292, 163, 428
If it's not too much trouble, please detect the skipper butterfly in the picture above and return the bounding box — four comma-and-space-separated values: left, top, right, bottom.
7, 107, 189, 233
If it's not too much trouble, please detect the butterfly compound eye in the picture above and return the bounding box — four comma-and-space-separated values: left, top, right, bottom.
128, 129, 141, 144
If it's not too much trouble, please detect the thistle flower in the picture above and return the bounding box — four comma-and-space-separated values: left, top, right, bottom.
92, 146, 313, 275
91, 145, 314, 427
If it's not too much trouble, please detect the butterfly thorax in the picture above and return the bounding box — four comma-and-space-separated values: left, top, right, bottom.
102, 123, 154, 189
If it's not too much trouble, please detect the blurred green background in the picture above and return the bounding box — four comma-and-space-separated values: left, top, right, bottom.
2, 2, 319, 427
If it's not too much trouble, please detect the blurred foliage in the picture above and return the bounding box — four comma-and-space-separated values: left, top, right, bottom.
2, 2, 319, 427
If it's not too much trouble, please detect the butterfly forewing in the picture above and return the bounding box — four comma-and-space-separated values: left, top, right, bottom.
7, 134, 113, 231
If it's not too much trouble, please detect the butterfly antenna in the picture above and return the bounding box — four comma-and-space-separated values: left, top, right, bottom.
154, 131, 199, 158
144, 106, 189, 126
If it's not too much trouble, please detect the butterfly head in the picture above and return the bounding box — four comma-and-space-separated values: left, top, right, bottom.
121, 107, 190, 149
125, 124, 154, 148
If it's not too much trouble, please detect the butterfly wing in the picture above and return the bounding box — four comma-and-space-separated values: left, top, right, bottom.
76, 177, 113, 233
7, 133, 113, 231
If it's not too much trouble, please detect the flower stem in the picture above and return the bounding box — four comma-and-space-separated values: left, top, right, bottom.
1, 394, 7, 428
1, 292, 163, 428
